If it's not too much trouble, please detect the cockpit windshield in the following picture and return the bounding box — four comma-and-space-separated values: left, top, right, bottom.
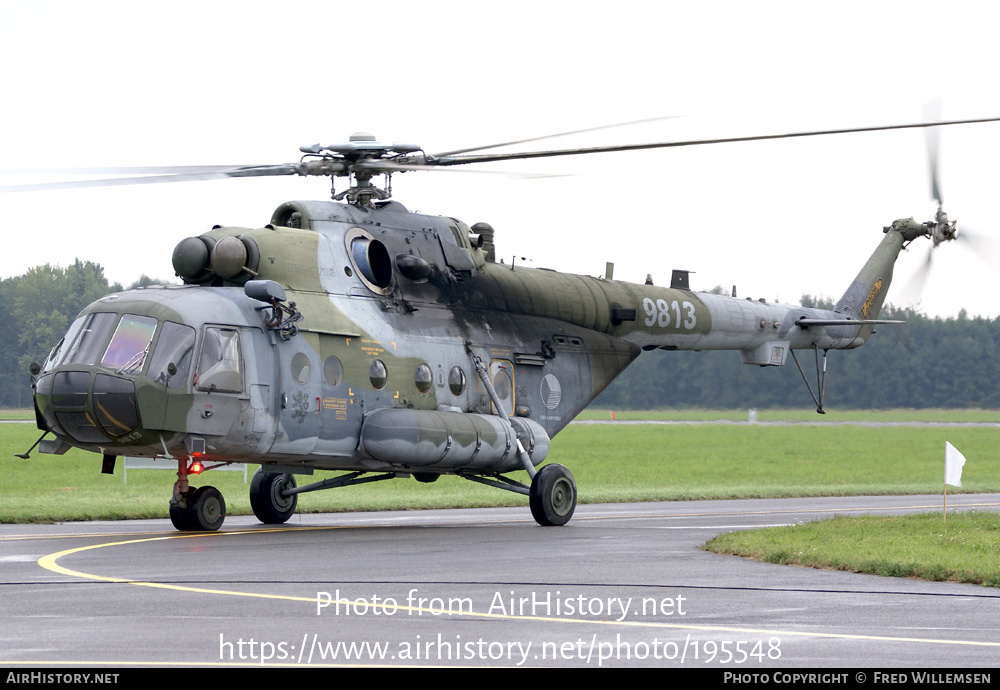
101, 314, 157, 372
62, 312, 117, 366
43, 312, 242, 396
42, 315, 85, 373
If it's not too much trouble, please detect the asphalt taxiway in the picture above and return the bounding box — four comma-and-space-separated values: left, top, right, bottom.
2, 494, 998, 668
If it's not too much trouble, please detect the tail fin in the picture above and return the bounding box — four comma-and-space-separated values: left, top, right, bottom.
835, 219, 923, 320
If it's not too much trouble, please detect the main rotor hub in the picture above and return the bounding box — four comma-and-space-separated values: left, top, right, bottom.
295, 133, 425, 206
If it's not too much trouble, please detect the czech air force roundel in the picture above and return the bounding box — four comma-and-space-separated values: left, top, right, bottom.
540, 374, 562, 409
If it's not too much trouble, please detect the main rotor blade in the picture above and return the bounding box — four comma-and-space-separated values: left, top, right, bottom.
431, 116, 683, 157
0, 171, 238, 192
0, 165, 255, 175
0, 164, 301, 193
432, 116, 1000, 166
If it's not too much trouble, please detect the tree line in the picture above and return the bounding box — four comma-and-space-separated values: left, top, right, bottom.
1, 263, 997, 410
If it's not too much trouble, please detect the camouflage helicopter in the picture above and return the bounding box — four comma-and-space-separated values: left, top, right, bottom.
17, 117, 999, 531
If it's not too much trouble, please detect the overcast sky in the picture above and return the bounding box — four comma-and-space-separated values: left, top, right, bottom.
2, 0, 999, 318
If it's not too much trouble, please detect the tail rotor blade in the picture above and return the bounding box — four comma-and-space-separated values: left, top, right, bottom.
957, 225, 1000, 271
898, 245, 934, 309
890, 321, 916, 352
923, 100, 944, 206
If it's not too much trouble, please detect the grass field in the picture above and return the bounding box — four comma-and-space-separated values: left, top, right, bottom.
579, 408, 1000, 423
706, 511, 1000, 587
0, 410, 34, 421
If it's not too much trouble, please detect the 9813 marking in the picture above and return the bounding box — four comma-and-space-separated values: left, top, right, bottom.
643, 298, 697, 330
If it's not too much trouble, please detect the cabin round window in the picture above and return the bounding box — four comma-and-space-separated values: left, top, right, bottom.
369, 360, 387, 390
291, 352, 311, 384
448, 366, 466, 396
414, 364, 432, 394
324, 356, 343, 386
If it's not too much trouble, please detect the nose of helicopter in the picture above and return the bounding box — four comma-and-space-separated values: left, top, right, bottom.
35, 369, 142, 444
29, 280, 279, 459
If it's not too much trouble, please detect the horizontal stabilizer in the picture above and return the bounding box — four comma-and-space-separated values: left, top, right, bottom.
796, 318, 904, 328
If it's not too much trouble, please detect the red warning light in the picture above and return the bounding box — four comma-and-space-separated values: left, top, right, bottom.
188, 461, 205, 475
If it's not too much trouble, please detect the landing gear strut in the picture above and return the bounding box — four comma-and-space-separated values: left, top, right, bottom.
466, 349, 576, 525
169, 457, 226, 531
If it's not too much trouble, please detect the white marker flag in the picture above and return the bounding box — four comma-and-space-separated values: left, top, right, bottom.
945, 442, 967, 487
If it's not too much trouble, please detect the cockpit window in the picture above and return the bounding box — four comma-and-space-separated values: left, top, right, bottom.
147, 321, 196, 389
43, 315, 86, 372
101, 314, 158, 372
63, 312, 117, 366
196, 327, 242, 393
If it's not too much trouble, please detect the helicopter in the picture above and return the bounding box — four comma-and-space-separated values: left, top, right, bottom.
16, 116, 1000, 532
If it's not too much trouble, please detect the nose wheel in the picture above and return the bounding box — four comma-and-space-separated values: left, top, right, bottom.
529, 463, 577, 526
169, 486, 226, 531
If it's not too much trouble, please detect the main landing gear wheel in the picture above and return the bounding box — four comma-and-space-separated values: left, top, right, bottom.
529, 463, 577, 526
169, 486, 226, 531
250, 470, 298, 524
